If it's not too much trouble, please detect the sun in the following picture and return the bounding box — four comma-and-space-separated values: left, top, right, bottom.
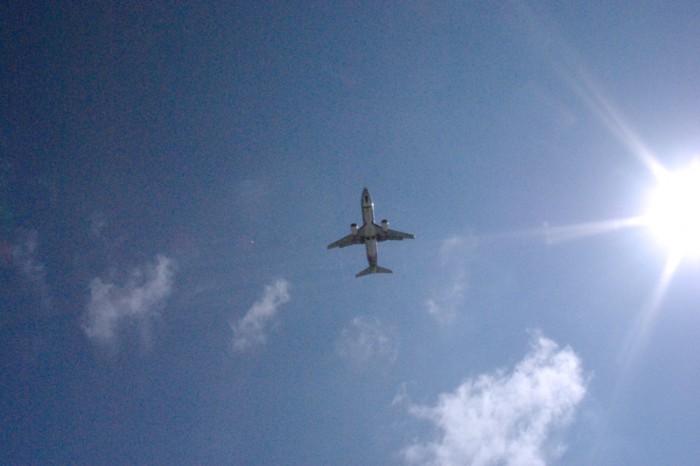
644, 160, 700, 259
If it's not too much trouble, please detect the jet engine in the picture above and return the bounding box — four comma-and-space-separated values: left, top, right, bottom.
381, 219, 389, 232
351, 223, 358, 235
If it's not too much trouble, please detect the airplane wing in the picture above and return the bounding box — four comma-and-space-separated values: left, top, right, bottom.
375, 224, 415, 242
327, 233, 364, 249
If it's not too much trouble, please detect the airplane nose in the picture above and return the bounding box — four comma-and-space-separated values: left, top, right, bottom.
361, 188, 373, 208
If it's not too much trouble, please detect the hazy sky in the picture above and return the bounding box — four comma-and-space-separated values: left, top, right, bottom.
3, 2, 700, 465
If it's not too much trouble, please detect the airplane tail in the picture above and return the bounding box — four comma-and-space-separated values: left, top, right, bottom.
355, 265, 393, 278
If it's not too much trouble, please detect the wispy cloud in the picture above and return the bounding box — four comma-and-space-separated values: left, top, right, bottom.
83, 255, 175, 348
336, 316, 399, 368
425, 235, 477, 324
402, 335, 586, 466
11, 230, 51, 312
231, 278, 290, 352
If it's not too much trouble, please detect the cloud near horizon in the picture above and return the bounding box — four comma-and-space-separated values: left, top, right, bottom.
231, 278, 290, 352
402, 335, 586, 466
83, 255, 175, 348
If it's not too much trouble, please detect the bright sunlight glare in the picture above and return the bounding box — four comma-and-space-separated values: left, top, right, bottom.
644, 160, 700, 258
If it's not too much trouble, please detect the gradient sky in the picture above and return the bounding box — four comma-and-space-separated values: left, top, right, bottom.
3, 2, 700, 465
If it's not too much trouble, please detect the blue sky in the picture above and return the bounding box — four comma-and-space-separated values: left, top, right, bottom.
3, 2, 700, 465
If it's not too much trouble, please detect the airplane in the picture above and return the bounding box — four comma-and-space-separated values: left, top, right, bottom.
327, 187, 414, 277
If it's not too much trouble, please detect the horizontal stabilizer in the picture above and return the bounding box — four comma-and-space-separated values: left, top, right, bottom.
355, 265, 393, 278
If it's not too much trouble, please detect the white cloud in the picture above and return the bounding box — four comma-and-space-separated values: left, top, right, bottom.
336, 316, 399, 368
231, 278, 290, 352
402, 335, 586, 466
83, 255, 175, 347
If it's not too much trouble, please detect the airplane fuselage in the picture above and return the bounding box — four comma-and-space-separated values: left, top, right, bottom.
361, 188, 379, 269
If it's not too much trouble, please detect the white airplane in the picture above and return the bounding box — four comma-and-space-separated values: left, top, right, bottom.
327, 187, 414, 277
